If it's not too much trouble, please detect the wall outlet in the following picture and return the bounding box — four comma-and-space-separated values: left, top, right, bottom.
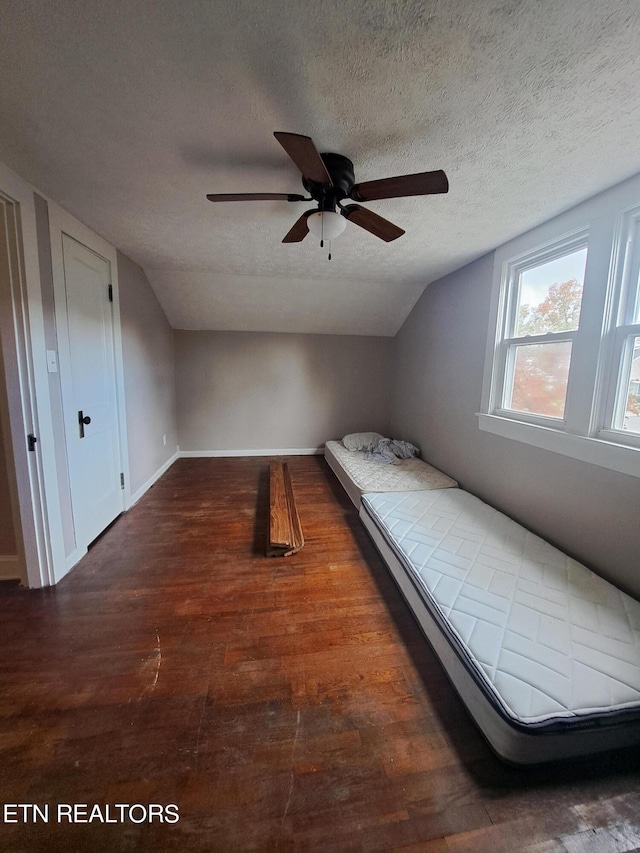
162, 434, 167, 446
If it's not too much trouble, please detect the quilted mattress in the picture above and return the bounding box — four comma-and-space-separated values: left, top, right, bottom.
324, 440, 457, 507
360, 488, 640, 763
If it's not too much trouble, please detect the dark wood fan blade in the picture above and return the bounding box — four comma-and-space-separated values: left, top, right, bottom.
350, 170, 448, 202
282, 212, 311, 243
206, 193, 306, 202
273, 132, 333, 186
342, 204, 405, 242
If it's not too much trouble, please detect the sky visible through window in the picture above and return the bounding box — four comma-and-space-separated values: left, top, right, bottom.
520, 248, 587, 310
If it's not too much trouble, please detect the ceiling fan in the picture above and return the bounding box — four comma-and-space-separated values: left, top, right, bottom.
206, 132, 448, 252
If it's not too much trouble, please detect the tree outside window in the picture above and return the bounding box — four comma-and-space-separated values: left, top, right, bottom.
508, 277, 582, 418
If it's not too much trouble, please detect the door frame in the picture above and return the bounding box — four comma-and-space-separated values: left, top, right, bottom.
0, 162, 65, 587
48, 202, 131, 562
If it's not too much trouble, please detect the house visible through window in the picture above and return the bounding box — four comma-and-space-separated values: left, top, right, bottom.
622, 341, 640, 433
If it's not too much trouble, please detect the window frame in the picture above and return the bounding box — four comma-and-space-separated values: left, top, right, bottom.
598, 205, 640, 446
489, 231, 589, 428
479, 176, 640, 479
483, 226, 589, 430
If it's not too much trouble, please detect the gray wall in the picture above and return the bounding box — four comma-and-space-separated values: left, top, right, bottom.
175, 330, 393, 452
118, 252, 177, 497
391, 253, 640, 596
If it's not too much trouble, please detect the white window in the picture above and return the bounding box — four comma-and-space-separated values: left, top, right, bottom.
479, 176, 640, 479
493, 238, 587, 424
600, 208, 640, 444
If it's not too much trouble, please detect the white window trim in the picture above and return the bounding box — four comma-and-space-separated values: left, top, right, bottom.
479, 172, 640, 479
598, 204, 640, 439
477, 413, 640, 478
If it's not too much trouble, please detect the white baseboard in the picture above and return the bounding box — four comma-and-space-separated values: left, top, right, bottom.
0, 555, 21, 581
178, 447, 324, 458
130, 450, 179, 506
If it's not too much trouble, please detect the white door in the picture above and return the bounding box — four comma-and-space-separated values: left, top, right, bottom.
59, 233, 124, 547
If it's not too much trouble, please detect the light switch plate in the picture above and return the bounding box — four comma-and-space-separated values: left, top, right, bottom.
46, 350, 58, 373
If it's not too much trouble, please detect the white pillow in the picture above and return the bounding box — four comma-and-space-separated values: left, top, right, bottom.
342, 432, 385, 452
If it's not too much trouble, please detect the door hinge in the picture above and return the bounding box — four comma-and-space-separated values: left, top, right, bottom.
108, 284, 113, 302
120, 472, 125, 489
27, 434, 38, 452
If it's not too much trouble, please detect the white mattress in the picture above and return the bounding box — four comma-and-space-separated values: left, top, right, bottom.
360, 488, 640, 763
324, 440, 457, 507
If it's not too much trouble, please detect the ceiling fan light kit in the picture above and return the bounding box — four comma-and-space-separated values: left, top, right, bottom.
206, 132, 448, 255
306, 210, 346, 241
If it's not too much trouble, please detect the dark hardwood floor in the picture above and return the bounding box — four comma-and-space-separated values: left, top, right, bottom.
1, 456, 639, 852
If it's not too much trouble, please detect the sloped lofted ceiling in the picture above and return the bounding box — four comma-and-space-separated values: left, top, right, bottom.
1, 0, 640, 336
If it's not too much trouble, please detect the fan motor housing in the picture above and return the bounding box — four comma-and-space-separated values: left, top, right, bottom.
303, 153, 355, 209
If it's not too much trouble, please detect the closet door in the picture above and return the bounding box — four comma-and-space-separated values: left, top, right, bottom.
56, 233, 124, 547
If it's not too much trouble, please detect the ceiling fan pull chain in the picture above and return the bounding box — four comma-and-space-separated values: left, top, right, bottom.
328, 241, 332, 261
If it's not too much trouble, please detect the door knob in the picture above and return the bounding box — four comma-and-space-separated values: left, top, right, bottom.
78, 410, 91, 438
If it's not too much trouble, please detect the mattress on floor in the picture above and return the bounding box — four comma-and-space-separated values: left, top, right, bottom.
360, 488, 640, 764
324, 440, 457, 507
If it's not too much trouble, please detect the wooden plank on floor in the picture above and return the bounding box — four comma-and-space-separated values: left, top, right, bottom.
268, 460, 304, 556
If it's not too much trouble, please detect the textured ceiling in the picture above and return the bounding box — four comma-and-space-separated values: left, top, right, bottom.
1, 0, 640, 335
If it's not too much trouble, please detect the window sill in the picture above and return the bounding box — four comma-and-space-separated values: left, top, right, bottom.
477, 413, 640, 479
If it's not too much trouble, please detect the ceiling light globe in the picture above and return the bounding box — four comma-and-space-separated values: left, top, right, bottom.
307, 211, 347, 241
